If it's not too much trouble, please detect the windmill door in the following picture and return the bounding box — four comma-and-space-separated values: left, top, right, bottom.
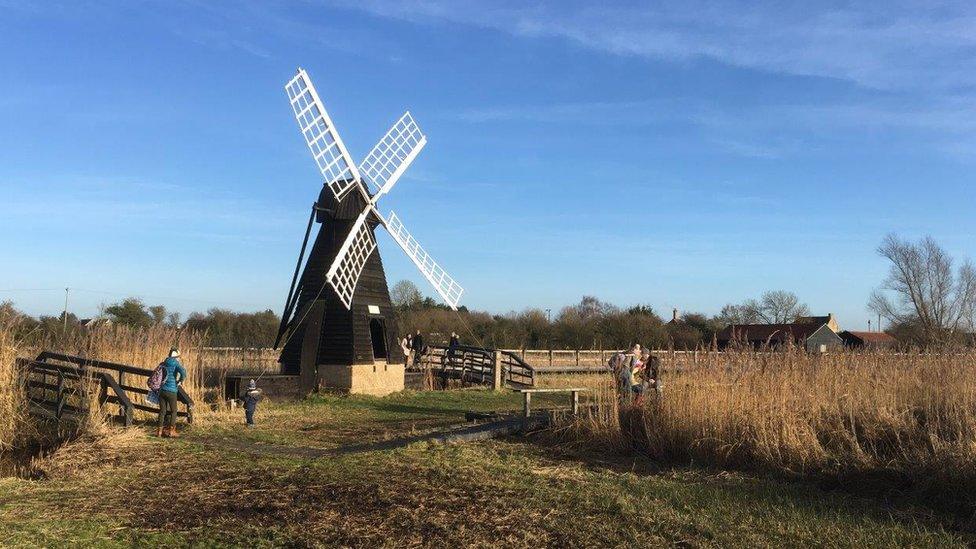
368, 317, 388, 361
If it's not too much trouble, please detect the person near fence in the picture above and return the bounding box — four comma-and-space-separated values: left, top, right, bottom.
157, 347, 187, 438
447, 331, 460, 365
240, 379, 263, 427
613, 344, 642, 405
632, 350, 654, 405
400, 334, 413, 367
411, 330, 425, 366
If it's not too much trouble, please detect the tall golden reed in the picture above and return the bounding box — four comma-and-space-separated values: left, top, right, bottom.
0, 323, 213, 455
565, 349, 976, 485
0, 318, 37, 453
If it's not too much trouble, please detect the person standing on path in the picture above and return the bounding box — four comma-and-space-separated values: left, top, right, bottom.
400, 334, 413, 367
241, 379, 263, 427
157, 347, 187, 438
411, 330, 425, 366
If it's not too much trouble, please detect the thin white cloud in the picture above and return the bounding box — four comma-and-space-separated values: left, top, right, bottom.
333, 0, 976, 92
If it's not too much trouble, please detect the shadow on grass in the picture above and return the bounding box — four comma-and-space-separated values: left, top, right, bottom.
508, 427, 976, 538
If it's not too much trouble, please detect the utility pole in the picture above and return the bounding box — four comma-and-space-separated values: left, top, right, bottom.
868, 319, 872, 332
878, 313, 882, 332
545, 308, 551, 323
62, 287, 69, 334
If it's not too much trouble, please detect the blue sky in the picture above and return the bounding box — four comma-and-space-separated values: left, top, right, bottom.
1, 1, 975, 330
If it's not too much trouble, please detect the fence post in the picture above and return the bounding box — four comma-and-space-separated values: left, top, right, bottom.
492, 351, 503, 390
548, 349, 553, 368
575, 350, 580, 368
55, 371, 65, 421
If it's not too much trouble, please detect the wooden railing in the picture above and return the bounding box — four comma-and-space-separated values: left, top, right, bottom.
415, 345, 535, 388
19, 352, 194, 427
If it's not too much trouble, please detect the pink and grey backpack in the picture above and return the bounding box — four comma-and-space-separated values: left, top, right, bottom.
147, 363, 167, 391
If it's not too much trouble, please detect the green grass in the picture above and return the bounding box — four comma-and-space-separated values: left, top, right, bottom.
0, 389, 969, 547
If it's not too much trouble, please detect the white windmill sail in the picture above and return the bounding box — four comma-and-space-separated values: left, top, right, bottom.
382, 211, 464, 310
358, 112, 427, 198
288, 67, 464, 312
285, 69, 362, 200
325, 210, 378, 309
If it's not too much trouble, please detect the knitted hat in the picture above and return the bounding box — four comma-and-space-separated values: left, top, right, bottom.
169, 348, 180, 358
248, 379, 257, 390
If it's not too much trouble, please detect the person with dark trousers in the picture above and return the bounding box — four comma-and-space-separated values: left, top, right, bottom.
240, 379, 263, 427
411, 330, 425, 366
447, 331, 460, 365
157, 347, 187, 438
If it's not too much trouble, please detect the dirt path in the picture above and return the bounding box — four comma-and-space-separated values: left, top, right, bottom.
183, 417, 546, 459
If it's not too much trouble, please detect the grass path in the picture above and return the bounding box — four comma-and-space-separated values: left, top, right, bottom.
0, 390, 970, 547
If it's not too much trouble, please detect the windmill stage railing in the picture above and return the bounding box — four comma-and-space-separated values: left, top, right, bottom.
413, 345, 535, 388
18, 352, 194, 427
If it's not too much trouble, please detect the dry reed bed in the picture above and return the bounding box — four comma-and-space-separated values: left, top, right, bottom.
558, 350, 976, 491
0, 323, 220, 456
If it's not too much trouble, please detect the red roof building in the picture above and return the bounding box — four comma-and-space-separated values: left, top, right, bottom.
839, 331, 898, 349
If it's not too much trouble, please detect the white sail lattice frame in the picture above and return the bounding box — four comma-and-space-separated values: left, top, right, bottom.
285, 68, 361, 200
383, 211, 464, 310
359, 112, 427, 197
288, 68, 464, 311
325, 210, 378, 309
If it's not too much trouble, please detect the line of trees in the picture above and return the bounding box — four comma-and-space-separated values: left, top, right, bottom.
2, 234, 970, 350
391, 281, 813, 350
0, 299, 279, 348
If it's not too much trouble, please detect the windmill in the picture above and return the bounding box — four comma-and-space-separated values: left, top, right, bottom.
274, 68, 463, 395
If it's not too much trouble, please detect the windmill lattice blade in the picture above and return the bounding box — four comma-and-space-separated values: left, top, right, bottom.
285, 69, 362, 200
359, 112, 427, 197
325, 210, 378, 309
384, 211, 464, 310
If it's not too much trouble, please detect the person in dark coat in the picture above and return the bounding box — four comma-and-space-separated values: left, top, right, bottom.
240, 379, 263, 427
447, 331, 460, 365
411, 330, 425, 366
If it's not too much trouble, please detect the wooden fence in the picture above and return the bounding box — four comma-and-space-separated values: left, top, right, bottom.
194, 347, 712, 374
19, 351, 194, 426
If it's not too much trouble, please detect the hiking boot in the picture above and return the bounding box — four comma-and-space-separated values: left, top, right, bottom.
156, 427, 164, 437
167, 426, 180, 438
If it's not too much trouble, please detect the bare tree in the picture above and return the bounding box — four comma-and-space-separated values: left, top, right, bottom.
720, 291, 810, 325
869, 234, 976, 346
717, 303, 760, 325
390, 280, 423, 309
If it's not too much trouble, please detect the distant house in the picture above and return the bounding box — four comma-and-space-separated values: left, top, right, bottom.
839, 331, 898, 350
80, 318, 113, 329
667, 308, 681, 325
717, 313, 843, 352
805, 324, 844, 353
797, 314, 839, 333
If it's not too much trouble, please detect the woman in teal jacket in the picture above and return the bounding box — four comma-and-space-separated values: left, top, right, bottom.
157, 348, 187, 437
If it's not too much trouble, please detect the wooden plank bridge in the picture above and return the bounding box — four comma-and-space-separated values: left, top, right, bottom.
17, 352, 194, 427
413, 344, 536, 389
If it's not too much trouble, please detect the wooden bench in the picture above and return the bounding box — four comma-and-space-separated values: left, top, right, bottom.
512, 387, 587, 417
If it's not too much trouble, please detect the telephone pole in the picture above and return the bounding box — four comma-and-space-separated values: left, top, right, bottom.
62, 287, 69, 334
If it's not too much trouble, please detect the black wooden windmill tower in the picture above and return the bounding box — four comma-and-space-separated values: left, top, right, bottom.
274, 68, 464, 394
